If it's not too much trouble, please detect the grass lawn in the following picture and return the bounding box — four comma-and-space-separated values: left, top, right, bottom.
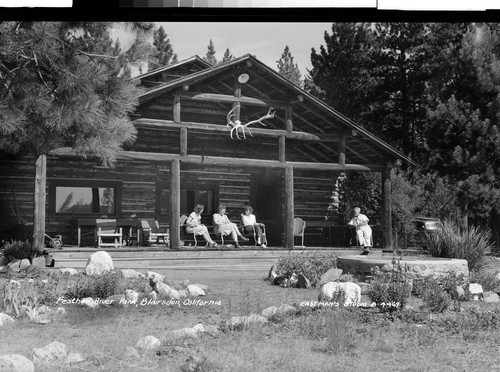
1, 268, 500, 372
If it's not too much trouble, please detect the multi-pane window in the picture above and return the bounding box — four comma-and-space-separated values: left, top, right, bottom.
51, 180, 121, 215
55, 187, 115, 214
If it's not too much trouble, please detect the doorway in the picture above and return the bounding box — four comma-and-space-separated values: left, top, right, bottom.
250, 175, 283, 246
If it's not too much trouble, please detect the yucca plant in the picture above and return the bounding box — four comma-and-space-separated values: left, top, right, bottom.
425, 220, 494, 270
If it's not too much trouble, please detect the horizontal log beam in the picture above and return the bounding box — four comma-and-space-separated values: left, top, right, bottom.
180, 92, 288, 108
133, 118, 340, 143
50, 147, 384, 172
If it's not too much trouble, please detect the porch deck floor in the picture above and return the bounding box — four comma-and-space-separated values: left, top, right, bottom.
50, 246, 373, 271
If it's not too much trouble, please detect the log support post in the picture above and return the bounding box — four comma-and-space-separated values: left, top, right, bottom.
233, 74, 242, 121
381, 163, 393, 250
170, 159, 181, 249
279, 136, 285, 163
285, 165, 294, 249
33, 155, 46, 254
180, 127, 187, 157
285, 106, 293, 133
339, 134, 346, 166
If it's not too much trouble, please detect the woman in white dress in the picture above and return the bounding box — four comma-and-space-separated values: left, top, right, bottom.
241, 205, 267, 248
186, 204, 217, 247
348, 207, 372, 254
213, 205, 249, 248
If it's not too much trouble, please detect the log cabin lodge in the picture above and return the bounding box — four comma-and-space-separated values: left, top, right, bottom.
0, 54, 416, 251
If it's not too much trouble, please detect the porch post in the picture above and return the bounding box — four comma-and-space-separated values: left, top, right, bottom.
285, 165, 294, 249
381, 163, 393, 250
170, 159, 181, 249
33, 154, 46, 253
338, 134, 346, 166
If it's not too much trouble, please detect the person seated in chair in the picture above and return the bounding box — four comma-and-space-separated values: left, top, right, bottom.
241, 205, 267, 248
186, 204, 217, 247
348, 207, 372, 255
213, 205, 249, 248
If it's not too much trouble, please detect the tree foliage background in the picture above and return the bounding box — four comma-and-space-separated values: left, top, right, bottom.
0, 21, 152, 167
309, 22, 500, 249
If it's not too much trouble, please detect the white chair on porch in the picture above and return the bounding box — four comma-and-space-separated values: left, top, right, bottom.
141, 219, 169, 247
96, 219, 123, 248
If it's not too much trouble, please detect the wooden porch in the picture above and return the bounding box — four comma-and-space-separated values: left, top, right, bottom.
50, 246, 367, 271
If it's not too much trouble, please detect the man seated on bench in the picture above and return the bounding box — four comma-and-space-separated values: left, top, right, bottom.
186, 204, 218, 248
213, 205, 249, 248
241, 205, 267, 248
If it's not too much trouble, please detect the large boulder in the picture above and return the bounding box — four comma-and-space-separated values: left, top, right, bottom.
318, 282, 361, 306
318, 268, 343, 286
0, 354, 35, 372
85, 251, 113, 276
32, 341, 68, 364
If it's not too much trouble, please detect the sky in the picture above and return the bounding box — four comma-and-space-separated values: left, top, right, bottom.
112, 22, 333, 76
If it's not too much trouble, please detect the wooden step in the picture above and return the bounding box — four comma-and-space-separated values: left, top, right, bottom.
50, 247, 366, 271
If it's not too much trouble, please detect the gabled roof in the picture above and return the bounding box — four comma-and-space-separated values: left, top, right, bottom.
134, 55, 212, 89
134, 54, 417, 168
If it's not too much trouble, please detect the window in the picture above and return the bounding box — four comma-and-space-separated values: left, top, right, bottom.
181, 189, 214, 215
158, 187, 217, 216
50, 179, 122, 215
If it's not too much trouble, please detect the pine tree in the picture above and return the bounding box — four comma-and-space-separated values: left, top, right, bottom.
425, 23, 500, 248
276, 45, 302, 86
222, 48, 234, 63
0, 21, 153, 166
148, 25, 176, 71
203, 39, 217, 66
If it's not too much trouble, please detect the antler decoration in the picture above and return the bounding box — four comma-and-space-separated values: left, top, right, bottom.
226, 105, 275, 140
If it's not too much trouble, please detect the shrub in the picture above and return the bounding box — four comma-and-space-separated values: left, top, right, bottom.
65, 270, 123, 299
367, 264, 411, 312
421, 278, 452, 313
2, 240, 35, 264
275, 252, 337, 286
425, 220, 494, 270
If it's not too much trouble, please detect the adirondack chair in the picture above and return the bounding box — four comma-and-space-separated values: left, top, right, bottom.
96, 219, 123, 248
293, 217, 306, 248
141, 219, 169, 247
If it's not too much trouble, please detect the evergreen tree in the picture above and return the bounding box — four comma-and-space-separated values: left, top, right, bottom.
276, 45, 302, 86
203, 39, 217, 66
148, 25, 177, 71
425, 23, 500, 248
0, 21, 152, 167
222, 48, 234, 63
310, 23, 374, 119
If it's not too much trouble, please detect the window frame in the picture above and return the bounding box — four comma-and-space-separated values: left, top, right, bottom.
156, 183, 219, 219
49, 178, 122, 217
